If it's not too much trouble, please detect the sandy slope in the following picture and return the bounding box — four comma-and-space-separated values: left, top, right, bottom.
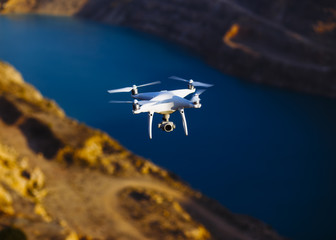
0, 119, 253, 240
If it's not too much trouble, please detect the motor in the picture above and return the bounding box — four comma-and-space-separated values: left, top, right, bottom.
158, 121, 176, 132
192, 99, 202, 108
191, 89, 206, 109
132, 100, 140, 111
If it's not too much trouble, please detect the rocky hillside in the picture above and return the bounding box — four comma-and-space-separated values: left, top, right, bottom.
0, 61, 286, 240
0, 0, 336, 97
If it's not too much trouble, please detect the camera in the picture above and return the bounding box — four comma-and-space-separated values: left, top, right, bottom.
158, 121, 176, 132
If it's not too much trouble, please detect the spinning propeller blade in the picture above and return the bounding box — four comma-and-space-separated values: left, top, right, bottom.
109, 100, 133, 103
195, 89, 206, 95
190, 89, 206, 102
109, 99, 149, 106
107, 81, 161, 94
193, 81, 214, 88
169, 76, 213, 88
169, 76, 189, 82
137, 81, 161, 88
107, 87, 133, 94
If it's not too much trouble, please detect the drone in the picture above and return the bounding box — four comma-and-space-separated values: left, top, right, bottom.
107, 76, 213, 139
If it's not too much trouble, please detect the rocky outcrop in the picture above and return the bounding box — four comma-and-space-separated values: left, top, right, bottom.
76, 0, 336, 97
0, 0, 87, 15
1, 0, 336, 97
0, 61, 286, 239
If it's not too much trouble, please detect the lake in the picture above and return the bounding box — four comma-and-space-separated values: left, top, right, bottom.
0, 15, 335, 240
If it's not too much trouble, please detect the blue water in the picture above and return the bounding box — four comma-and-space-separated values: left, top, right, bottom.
1, 15, 336, 240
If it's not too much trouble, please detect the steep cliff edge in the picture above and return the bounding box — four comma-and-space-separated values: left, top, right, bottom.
1, 0, 336, 97
0, 61, 286, 240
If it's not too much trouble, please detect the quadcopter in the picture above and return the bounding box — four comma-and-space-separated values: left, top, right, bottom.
107, 76, 213, 139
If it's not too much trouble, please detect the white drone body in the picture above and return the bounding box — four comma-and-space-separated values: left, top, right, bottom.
107, 76, 213, 139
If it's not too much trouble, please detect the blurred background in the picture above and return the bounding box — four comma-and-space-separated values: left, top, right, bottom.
0, 1, 336, 239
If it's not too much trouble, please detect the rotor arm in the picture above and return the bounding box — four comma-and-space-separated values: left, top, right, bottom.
148, 111, 154, 139
179, 108, 188, 136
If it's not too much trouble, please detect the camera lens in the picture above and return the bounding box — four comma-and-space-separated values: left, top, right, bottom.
164, 124, 172, 132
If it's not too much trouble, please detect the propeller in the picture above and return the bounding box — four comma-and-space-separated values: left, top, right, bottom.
190, 89, 206, 103
109, 100, 134, 103
169, 76, 213, 88
107, 81, 161, 94
109, 99, 151, 107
